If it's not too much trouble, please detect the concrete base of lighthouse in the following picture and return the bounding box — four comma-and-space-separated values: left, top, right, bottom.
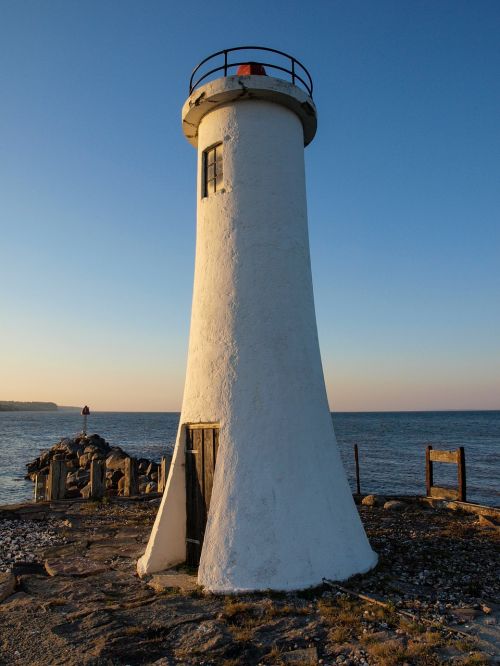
137, 73, 378, 591
137, 413, 378, 591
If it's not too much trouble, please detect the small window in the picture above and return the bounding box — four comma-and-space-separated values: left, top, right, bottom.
203, 143, 223, 197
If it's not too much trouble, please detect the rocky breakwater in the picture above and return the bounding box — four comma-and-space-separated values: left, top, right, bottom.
25, 434, 171, 499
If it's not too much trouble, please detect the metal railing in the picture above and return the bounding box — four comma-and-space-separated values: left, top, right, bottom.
189, 46, 313, 98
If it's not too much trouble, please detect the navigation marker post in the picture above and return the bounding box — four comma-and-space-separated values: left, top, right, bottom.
81, 405, 90, 436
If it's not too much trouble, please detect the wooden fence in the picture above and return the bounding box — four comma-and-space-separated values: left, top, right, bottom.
350, 443, 468, 502
425, 445, 466, 502
34, 455, 170, 502
35, 446, 470, 504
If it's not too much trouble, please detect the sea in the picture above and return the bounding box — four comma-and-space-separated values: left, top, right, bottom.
0, 410, 498, 507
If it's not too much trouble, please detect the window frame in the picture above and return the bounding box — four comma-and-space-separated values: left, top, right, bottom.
202, 142, 223, 198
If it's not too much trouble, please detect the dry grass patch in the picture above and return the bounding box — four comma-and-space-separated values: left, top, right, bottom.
231, 625, 255, 642
264, 600, 310, 619
317, 596, 362, 629
454, 638, 479, 653
456, 653, 491, 666
364, 638, 407, 665
364, 637, 443, 666
122, 626, 144, 636
265, 644, 284, 664
45, 597, 68, 608
328, 626, 350, 643
399, 617, 427, 635
421, 630, 442, 646
222, 599, 257, 620
405, 639, 442, 665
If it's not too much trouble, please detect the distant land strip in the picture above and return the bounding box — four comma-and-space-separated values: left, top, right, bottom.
0, 401, 79, 412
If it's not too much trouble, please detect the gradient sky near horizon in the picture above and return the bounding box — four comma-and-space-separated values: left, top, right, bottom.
1, 0, 499, 412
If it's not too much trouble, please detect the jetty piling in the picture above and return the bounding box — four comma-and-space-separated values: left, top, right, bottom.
34, 473, 47, 502
90, 459, 105, 499
47, 459, 67, 500
124, 457, 139, 496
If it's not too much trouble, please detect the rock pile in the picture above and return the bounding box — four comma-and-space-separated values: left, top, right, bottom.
25, 434, 170, 498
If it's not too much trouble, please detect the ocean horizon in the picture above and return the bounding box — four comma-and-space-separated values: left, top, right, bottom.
0, 409, 498, 507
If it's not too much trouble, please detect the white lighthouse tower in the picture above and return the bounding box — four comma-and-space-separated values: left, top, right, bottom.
138, 48, 377, 592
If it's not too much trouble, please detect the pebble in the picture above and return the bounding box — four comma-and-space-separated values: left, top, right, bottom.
0, 518, 67, 572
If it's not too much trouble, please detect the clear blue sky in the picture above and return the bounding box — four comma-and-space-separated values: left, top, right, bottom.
1, 0, 499, 411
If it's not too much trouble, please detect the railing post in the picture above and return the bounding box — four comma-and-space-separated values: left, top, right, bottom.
457, 446, 466, 502
47, 458, 67, 501
425, 445, 433, 497
353, 444, 361, 495
90, 459, 105, 500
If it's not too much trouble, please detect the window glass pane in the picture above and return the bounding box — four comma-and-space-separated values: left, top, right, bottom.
203, 143, 223, 197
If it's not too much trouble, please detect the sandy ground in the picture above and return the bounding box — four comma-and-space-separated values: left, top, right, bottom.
0, 496, 498, 666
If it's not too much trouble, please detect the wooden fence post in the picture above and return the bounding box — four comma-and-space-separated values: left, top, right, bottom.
124, 457, 138, 497
34, 473, 47, 502
425, 445, 433, 497
457, 446, 466, 502
158, 456, 168, 493
47, 459, 67, 500
353, 444, 361, 495
90, 459, 105, 499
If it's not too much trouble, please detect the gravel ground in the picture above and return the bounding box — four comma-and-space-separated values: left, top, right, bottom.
0, 517, 68, 572
0, 497, 498, 665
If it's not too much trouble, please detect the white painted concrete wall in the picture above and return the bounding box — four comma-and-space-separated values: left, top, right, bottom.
138, 90, 377, 590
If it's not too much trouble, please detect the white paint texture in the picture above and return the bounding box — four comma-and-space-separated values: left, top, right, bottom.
137, 77, 377, 590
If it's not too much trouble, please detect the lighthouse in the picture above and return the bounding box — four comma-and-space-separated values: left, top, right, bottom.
138, 47, 377, 592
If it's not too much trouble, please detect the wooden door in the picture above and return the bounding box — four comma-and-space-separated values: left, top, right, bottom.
185, 424, 219, 567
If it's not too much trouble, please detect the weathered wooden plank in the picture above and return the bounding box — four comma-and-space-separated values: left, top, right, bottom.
457, 446, 466, 502
185, 422, 219, 429
430, 486, 459, 500
124, 458, 138, 497
425, 445, 433, 497
203, 428, 215, 513
354, 444, 361, 495
158, 456, 168, 493
429, 449, 458, 463
185, 449, 198, 566
193, 429, 205, 549
34, 473, 47, 502
185, 424, 220, 567
186, 428, 205, 567
90, 459, 105, 499
47, 460, 66, 500
185, 426, 193, 450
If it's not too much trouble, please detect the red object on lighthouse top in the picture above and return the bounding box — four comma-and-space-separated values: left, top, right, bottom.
236, 62, 267, 76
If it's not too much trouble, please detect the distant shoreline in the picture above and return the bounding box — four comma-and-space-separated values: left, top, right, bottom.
0, 401, 80, 412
